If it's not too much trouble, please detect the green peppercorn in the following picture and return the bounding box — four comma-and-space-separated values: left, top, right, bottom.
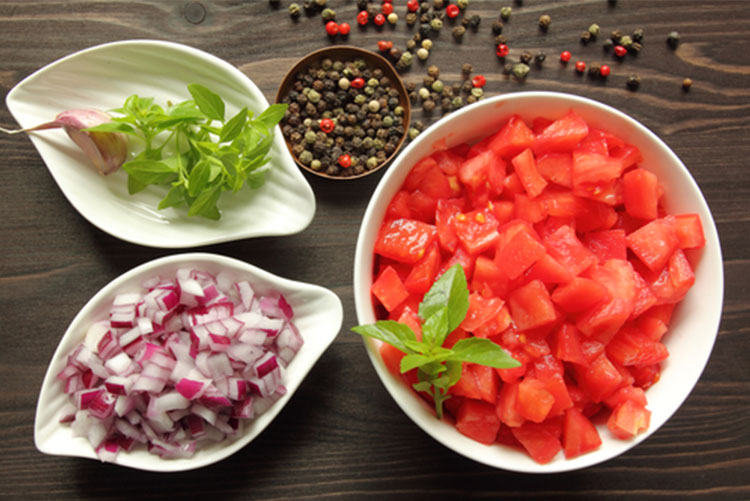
500, 6, 512, 20
408, 127, 420, 140
512, 63, 530, 79
383, 116, 394, 127
288, 3, 301, 17
588, 23, 600, 38
466, 95, 477, 104
354, 94, 367, 105
433, 0, 444, 8
321, 58, 332, 70
418, 87, 431, 100
406, 39, 417, 51
452, 26, 466, 40
451, 96, 464, 108
310, 159, 322, 170
299, 150, 313, 165
457, 0, 469, 8
364, 86, 375, 96
321, 8, 335, 21
667, 31, 680, 49
422, 39, 433, 50
308, 90, 321, 103
367, 156, 379, 169
430, 18, 443, 31
432, 80, 444, 93
626, 74, 641, 91
538, 14, 551, 30
399, 52, 414, 67
471, 87, 484, 98
620, 35, 633, 48
332, 61, 344, 71
304, 130, 317, 143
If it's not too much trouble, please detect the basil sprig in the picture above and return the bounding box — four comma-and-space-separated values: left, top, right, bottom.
353, 264, 520, 418
88, 83, 287, 219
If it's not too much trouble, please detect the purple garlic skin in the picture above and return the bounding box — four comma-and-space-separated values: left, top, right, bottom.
53, 109, 128, 175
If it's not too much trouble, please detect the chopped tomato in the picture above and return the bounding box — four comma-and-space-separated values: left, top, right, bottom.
562, 407, 602, 459
507, 279, 557, 331
623, 168, 660, 220
375, 218, 438, 264
543, 224, 598, 277
403, 243, 441, 297
666, 213, 706, 250
552, 323, 589, 366
454, 208, 500, 255
511, 421, 562, 464
627, 218, 680, 273
607, 400, 651, 439
488, 115, 536, 159
371, 265, 409, 312
456, 399, 502, 445
517, 378, 555, 423
533, 111, 590, 156
536, 153, 573, 188
512, 148, 548, 198
494, 226, 546, 280
606, 324, 669, 366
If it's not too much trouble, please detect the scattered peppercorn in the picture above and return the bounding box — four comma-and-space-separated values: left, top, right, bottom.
357, 10, 369, 25
614, 45, 628, 58
534, 51, 546, 65
629, 42, 642, 54
339, 22, 350, 36
682, 77, 692, 91
575, 60, 586, 73
538, 14, 551, 30
496, 43, 510, 58
472, 75, 486, 88
611, 30, 623, 43
602, 39, 614, 51
500, 6, 512, 21
406, 12, 418, 25
667, 31, 680, 49
446, 4, 460, 18
321, 8, 336, 21
325, 20, 338, 36
520, 51, 533, 65
492, 21, 504, 34
512, 63, 530, 80
632, 28, 644, 43
495, 34, 507, 45
423, 99, 436, 111
468, 15, 481, 30
587, 63, 600, 78
581, 31, 592, 44
588, 23, 600, 38
417, 47, 430, 60
626, 74, 641, 91
600, 64, 611, 77
422, 39, 433, 50
288, 3, 301, 17
457, 0, 469, 8
427, 65, 440, 78
560, 50, 571, 63
373, 13, 386, 26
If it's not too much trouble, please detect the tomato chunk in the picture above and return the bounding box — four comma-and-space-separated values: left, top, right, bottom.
607, 400, 651, 439
456, 399, 502, 445
507, 279, 557, 331
375, 218, 438, 264
371, 265, 409, 312
533, 111, 590, 156
511, 421, 562, 464
562, 407, 602, 459
627, 218, 679, 273
512, 148, 548, 199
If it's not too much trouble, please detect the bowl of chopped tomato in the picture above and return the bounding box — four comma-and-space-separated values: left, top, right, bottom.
352, 91, 723, 472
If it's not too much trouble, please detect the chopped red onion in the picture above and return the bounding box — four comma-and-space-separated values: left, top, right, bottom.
57, 268, 303, 462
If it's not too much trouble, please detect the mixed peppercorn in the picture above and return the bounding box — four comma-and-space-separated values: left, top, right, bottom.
279, 57, 407, 178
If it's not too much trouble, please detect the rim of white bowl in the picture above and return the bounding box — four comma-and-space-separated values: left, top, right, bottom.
353, 91, 724, 473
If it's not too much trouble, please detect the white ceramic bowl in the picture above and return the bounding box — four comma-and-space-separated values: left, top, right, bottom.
35, 253, 343, 472
6, 40, 316, 248
353, 91, 723, 473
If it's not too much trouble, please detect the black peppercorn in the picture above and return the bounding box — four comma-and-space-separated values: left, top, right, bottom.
632, 28, 644, 43
495, 34, 507, 45
452, 25, 465, 40
626, 74, 641, 91
534, 51, 546, 65
602, 39, 614, 51
667, 31, 680, 49
611, 30, 623, 43
581, 31, 592, 44
520, 51, 533, 65
468, 15, 481, 30
492, 20, 503, 34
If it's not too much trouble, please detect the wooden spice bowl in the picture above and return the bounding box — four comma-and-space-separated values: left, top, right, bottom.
275, 46, 411, 180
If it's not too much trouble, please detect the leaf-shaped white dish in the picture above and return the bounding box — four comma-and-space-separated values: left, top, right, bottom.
35, 253, 343, 472
5, 40, 315, 248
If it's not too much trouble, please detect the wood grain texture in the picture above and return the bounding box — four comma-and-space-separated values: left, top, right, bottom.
1, 1, 748, 499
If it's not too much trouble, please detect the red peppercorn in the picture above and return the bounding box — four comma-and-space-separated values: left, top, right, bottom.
472, 75, 486, 88
575, 60, 586, 73
560, 50, 571, 63
338, 154, 352, 168
407, 0, 419, 12
381, 3, 393, 15
325, 21, 339, 36
446, 4, 460, 18
351, 77, 365, 88
373, 13, 386, 26
320, 118, 334, 134
339, 22, 351, 36
614, 45, 628, 57
377, 40, 393, 52
600, 64, 611, 77
357, 10, 369, 25
496, 44, 510, 58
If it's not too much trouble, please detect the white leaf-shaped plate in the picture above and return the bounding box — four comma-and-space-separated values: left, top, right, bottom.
35, 253, 343, 472
6, 40, 315, 248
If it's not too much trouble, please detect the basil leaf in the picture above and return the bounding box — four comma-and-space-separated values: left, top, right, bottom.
421, 305, 449, 348
419, 264, 469, 333
187, 160, 211, 197
449, 337, 520, 369
187, 185, 221, 219
127, 174, 147, 195
401, 354, 440, 373
123, 160, 177, 186
158, 184, 187, 210
256, 103, 288, 130
187, 83, 225, 121
220, 107, 247, 143
351, 320, 417, 355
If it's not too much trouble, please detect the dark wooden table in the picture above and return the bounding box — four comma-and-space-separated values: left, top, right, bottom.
1, 1, 748, 499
